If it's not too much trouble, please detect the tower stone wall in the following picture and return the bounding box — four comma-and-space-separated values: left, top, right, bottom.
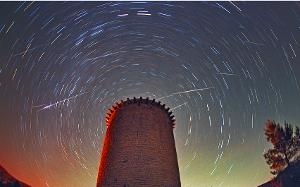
97, 97, 181, 187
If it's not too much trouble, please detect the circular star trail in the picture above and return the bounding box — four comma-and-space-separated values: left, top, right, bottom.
0, 2, 300, 187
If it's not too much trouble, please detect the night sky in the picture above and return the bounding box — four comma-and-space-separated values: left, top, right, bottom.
1, 1, 300, 187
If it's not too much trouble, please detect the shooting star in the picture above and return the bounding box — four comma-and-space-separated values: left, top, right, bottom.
34, 92, 87, 112
170, 102, 188, 110
158, 87, 214, 100
217, 72, 240, 76
242, 40, 264, 46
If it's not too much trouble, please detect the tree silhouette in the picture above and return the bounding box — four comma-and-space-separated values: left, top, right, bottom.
263, 120, 300, 175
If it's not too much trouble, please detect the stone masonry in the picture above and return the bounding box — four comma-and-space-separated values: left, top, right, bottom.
97, 97, 181, 187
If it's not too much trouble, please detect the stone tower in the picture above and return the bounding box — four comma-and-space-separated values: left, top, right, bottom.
97, 97, 181, 187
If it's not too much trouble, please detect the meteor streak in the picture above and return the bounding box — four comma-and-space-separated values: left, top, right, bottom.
34, 92, 87, 112
170, 102, 188, 110
158, 87, 214, 100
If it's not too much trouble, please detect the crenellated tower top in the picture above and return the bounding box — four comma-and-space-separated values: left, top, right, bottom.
105, 97, 175, 128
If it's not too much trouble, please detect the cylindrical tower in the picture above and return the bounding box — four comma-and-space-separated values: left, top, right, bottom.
97, 97, 181, 187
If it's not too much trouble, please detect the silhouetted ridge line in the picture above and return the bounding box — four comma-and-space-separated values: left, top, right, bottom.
0, 165, 31, 187
258, 161, 300, 187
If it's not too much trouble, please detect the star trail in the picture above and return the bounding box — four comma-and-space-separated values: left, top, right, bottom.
0, 2, 300, 187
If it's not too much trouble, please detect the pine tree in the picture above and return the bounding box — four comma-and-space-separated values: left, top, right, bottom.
263, 120, 300, 175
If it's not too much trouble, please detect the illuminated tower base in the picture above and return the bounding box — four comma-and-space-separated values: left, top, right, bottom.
97, 97, 181, 187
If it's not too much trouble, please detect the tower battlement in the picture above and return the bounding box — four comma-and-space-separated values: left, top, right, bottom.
105, 97, 175, 128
